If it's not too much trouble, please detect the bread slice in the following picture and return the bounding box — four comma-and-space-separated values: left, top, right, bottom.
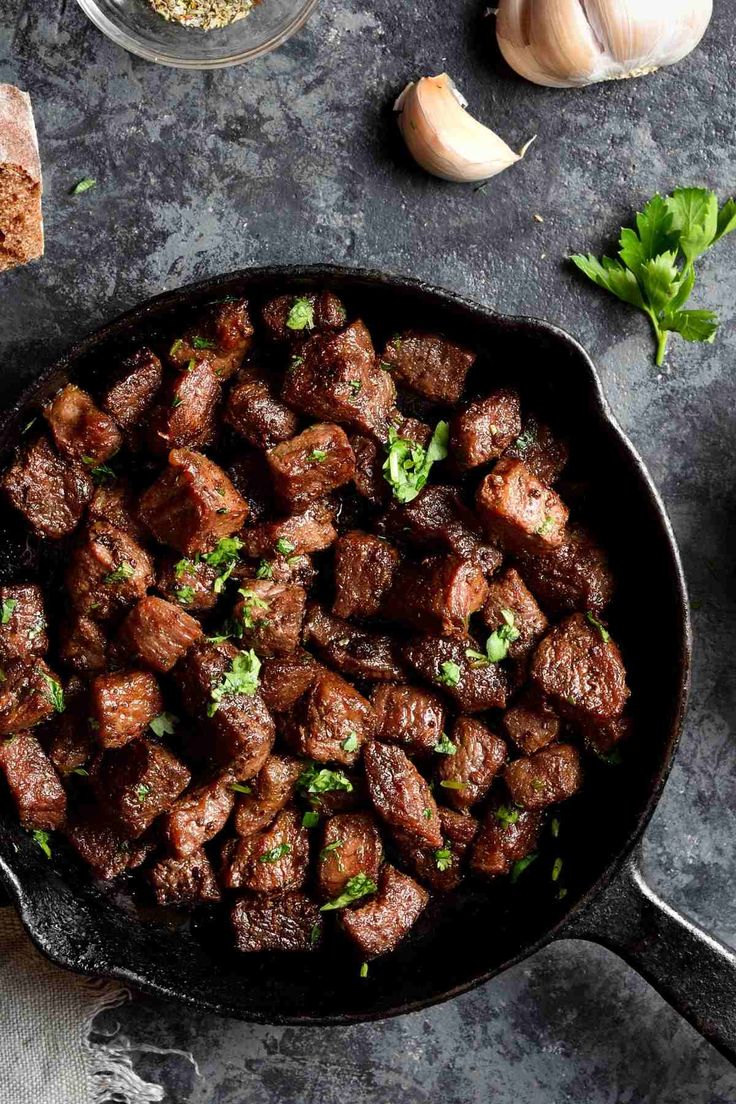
0, 85, 44, 273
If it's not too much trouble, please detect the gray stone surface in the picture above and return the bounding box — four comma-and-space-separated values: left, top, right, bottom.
2, 1, 736, 1100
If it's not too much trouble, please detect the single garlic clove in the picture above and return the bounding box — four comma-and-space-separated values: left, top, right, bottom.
394, 73, 535, 184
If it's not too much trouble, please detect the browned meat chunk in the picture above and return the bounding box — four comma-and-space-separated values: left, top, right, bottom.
380, 331, 475, 404
390, 413, 433, 449
371, 683, 446, 758
101, 347, 163, 430
65, 809, 153, 879
91, 739, 191, 838
349, 433, 388, 506
437, 716, 507, 810
0, 584, 47, 663
147, 850, 221, 906
221, 807, 309, 892
387, 555, 488, 639
226, 451, 273, 522
516, 525, 615, 614
505, 743, 582, 809
481, 567, 547, 659
285, 671, 373, 766
224, 367, 300, 449
476, 458, 568, 553
164, 777, 235, 857
0, 733, 66, 829
240, 501, 336, 560
0, 659, 61, 736
267, 424, 355, 509
530, 612, 629, 724
282, 321, 396, 437
394, 806, 478, 893
382, 485, 502, 577
333, 531, 399, 620
58, 614, 107, 674
234, 754, 302, 836
580, 714, 632, 756
139, 449, 248, 556
90, 669, 163, 749
87, 483, 146, 542
156, 554, 220, 612
470, 800, 542, 878
262, 291, 346, 342
318, 812, 383, 901
364, 740, 441, 848
341, 864, 428, 957
117, 596, 203, 674
169, 299, 254, 380
147, 360, 220, 454
234, 580, 306, 657
504, 415, 569, 485
43, 384, 122, 464
403, 635, 508, 713
303, 603, 406, 682
2, 434, 93, 539
502, 694, 560, 754
65, 522, 155, 622
41, 692, 95, 775
231, 892, 322, 952
450, 389, 521, 470
259, 650, 322, 714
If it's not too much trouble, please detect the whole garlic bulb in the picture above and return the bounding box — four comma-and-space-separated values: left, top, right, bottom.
496, 0, 713, 88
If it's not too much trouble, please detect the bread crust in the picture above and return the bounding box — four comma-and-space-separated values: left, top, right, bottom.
0, 84, 44, 272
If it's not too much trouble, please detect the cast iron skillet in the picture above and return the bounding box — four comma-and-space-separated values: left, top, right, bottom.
0, 266, 734, 1059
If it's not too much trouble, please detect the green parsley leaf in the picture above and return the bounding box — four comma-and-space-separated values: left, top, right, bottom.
510, 852, 538, 883
207, 649, 261, 716
175, 585, 195, 606
468, 609, 521, 667
71, 176, 96, 195
308, 448, 327, 463
0, 599, 17, 625
422, 807, 432, 819
433, 732, 456, 756
174, 557, 196, 579
239, 589, 270, 629
171, 395, 184, 409
104, 562, 134, 585
32, 829, 52, 858
41, 674, 65, 713
382, 420, 449, 504
551, 857, 563, 882
586, 611, 610, 643
275, 538, 295, 556
359, 961, 369, 979
435, 848, 452, 872
320, 872, 377, 911
342, 731, 359, 754
71, 766, 89, 776
81, 456, 116, 484
302, 809, 320, 828
259, 843, 291, 864
437, 660, 461, 688
289, 355, 304, 372
149, 712, 179, 737
494, 804, 520, 828
349, 380, 362, 396
310, 922, 321, 946
439, 779, 466, 791
320, 839, 344, 862
512, 427, 536, 453
230, 781, 252, 795
298, 764, 353, 795
551, 816, 560, 838
192, 335, 215, 349
255, 559, 274, 580
203, 536, 243, 568
557, 887, 568, 901
286, 297, 315, 331
135, 783, 151, 802
169, 338, 184, 357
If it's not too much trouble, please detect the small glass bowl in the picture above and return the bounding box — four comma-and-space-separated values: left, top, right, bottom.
75, 0, 319, 68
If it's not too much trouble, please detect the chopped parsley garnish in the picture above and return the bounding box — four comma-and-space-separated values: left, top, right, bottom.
557, 887, 568, 901
31, 829, 52, 858
289, 355, 304, 371
70, 176, 96, 195
551, 857, 563, 882
171, 395, 184, 409
310, 923, 321, 946
174, 557, 195, 579
551, 816, 560, 838
41, 674, 65, 713
422, 807, 432, 819
192, 335, 215, 349
149, 712, 179, 737
204, 536, 243, 568
320, 839, 344, 863
71, 766, 89, 777
169, 338, 184, 357
438, 661, 461, 688
382, 420, 449, 504
494, 805, 520, 828
259, 843, 291, 864
135, 783, 151, 802
349, 380, 362, 396
298, 764, 353, 795
0, 599, 17, 625
359, 961, 369, 978
256, 559, 274, 580
81, 456, 116, 484
433, 732, 456, 756
239, 589, 270, 629
230, 781, 252, 795
275, 538, 296, 556
104, 562, 134, 585
586, 611, 611, 643
435, 848, 452, 872
342, 731, 359, 754
536, 515, 556, 537
320, 872, 377, 912
207, 649, 261, 716
439, 779, 466, 792
510, 852, 538, 883
174, 585, 195, 606
302, 809, 320, 828
286, 297, 315, 331
467, 609, 520, 666
513, 427, 536, 453
308, 448, 328, 463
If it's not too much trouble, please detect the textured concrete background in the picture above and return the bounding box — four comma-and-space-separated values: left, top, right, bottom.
2, 1, 736, 1100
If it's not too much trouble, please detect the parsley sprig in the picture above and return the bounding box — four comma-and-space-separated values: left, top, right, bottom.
320, 872, 377, 912
207, 650, 261, 716
382, 421, 449, 504
466, 609, 520, 666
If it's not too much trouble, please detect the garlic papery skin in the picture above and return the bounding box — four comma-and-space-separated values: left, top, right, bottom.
495, 0, 713, 89
394, 73, 535, 184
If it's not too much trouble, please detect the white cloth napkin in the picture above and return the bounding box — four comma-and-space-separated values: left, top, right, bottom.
0, 908, 164, 1104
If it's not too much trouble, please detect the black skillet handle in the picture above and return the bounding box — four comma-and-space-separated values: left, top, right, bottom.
561, 843, 736, 1064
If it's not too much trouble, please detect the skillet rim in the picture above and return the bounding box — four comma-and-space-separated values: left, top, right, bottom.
0, 264, 692, 1024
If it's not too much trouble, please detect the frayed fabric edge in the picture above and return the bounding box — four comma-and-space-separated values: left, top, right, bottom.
77, 977, 165, 1104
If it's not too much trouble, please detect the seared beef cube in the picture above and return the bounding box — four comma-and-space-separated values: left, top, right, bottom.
476, 458, 568, 553
226, 451, 273, 522
387, 555, 488, 639
234, 754, 302, 836
504, 415, 569, 485
88, 483, 147, 542
232, 892, 322, 952
156, 554, 219, 612
174, 639, 242, 716
383, 485, 502, 577
530, 612, 629, 724
341, 864, 428, 957
390, 413, 433, 449
308, 773, 368, 817
262, 291, 346, 342
170, 299, 255, 381
224, 367, 300, 449
102, 347, 163, 430
2, 434, 94, 539
403, 635, 508, 713
394, 806, 478, 893
0, 659, 60, 736
147, 360, 220, 455
240, 551, 316, 591
139, 449, 248, 556
364, 740, 441, 848
267, 424, 355, 508
505, 743, 582, 809
350, 434, 388, 507
580, 714, 632, 756
235, 581, 306, 657
117, 596, 203, 673
91, 739, 191, 838
0, 733, 66, 829
147, 850, 220, 906
470, 801, 542, 878
437, 716, 507, 810
502, 694, 560, 754
240, 501, 336, 560
332, 531, 399, 620
380, 331, 475, 404
58, 614, 107, 674
65, 522, 154, 621
0, 584, 47, 663
450, 389, 521, 470
41, 693, 95, 775
303, 604, 406, 682
371, 683, 446, 757
318, 812, 383, 901
259, 650, 322, 714
90, 669, 163, 749
65, 809, 153, 879
516, 525, 615, 614
285, 672, 373, 766
164, 777, 235, 857
43, 384, 122, 464
221, 807, 309, 892
481, 567, 547, 659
